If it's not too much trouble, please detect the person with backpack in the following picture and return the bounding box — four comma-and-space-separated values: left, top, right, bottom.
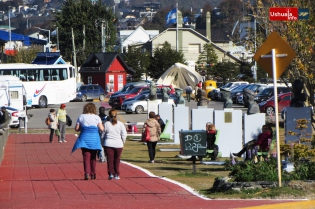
47, 109, 58, 143
185, 84, 193, 102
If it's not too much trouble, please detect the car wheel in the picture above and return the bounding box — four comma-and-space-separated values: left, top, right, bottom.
265, 106, 275, 116
38, 96, 47, 108
99, 94, 105, 101
135, 105, 144, 114
81, 95, 87, 102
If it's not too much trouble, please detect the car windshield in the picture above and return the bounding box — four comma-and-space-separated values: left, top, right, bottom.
78, 86, 88, 91
258, 88, 273, 96
135, 94, 147, 100
225, 83, 233, 88
129, 87, 142, 94
120, 85, 129, 92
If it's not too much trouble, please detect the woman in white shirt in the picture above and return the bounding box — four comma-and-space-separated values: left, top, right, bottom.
103, 109, 127, 180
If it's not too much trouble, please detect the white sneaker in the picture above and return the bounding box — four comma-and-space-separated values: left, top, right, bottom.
108, 174, 114, 180
63, 140, 67, 143
114, 175, 120, 180
58, 140, 62, 143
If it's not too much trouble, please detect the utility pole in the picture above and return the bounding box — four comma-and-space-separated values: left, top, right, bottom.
248, 14, 257, 82
8, 6, 11, 50
101, 21, 105, 53
72, 28, 78, 81
56, 27, 59, 51
83, 25, 85, 50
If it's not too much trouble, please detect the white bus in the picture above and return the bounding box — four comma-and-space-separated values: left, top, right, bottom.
0, 64, 76, 108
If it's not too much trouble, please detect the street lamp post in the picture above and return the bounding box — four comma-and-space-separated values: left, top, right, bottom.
8, 6, 11, 50
35, 27, 50, 52
248, 14, 257, 82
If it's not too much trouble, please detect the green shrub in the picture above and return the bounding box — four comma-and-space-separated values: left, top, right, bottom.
226, 158, 292, 182
292, 162, 315, 180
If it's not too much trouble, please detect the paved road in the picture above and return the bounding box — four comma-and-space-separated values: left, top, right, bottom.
24, 99, 248, 129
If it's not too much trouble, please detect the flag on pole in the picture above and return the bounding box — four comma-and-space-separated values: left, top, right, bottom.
166, 8, 177, 26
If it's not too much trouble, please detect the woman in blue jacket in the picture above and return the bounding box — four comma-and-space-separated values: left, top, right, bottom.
72, 103, 104, 180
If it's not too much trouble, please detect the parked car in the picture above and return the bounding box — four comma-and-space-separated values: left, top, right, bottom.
254, 86, 291, 104
236, 93, 243, 104
259, 92, 292, 116
230, 84, 251, 103
110, 84, 175, 109
238, 84, 269, 107
121, 93, 175, 114
75, 84, 106, 102
109, 82, 148, 98
220, 81, 249, 91
5, 106, 26, 128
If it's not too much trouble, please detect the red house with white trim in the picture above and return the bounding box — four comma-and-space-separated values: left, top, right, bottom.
79, 52, 134, 93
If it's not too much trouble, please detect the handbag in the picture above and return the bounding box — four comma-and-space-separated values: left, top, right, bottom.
141, 126, 151, 142
55, 129, 60, 136
45, 117, 50, 125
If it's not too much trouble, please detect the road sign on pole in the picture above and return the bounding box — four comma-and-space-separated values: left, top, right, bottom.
254, 31, 296, 188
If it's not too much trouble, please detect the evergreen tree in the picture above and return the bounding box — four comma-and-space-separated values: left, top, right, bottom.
196, 43, 218, 77
149, 41, 185, 79
212, 61, 240, 83
124, 47, 151, 81
54, 0, 117, 66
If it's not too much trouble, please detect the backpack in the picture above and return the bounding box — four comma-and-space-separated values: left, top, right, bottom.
66, 115, 72, 126
45, 117, 50, 125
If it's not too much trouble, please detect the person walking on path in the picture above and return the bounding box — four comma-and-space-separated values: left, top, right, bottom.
48, 109, 58, 143
185, 84, 193, 102
198, 81, 202, 88
102, 109, 127, 180
98, 106, 108, 163
57, 104, 67, 143
194, 84, 199, 101
144, 111, 161, 163
72, 103, 104, 180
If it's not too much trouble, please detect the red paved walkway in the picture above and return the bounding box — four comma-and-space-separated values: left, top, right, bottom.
0, 134, 296, 209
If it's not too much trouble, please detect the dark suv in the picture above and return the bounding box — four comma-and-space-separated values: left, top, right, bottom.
75, 84, 106, 102
110, 84, 175, 109
254, 86, 291, 104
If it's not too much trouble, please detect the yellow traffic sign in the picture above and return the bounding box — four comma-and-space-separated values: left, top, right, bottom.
253, 31, 296, 79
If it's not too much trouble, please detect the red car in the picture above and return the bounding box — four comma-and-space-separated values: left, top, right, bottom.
110, 84, 175, 109
258, 92, 292, 116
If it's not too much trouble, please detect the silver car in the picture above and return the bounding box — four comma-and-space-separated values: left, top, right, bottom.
121, 94, 174, 114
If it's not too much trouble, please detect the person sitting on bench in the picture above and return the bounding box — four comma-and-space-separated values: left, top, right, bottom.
233, 124, 273, 160
206, 122, 219, 160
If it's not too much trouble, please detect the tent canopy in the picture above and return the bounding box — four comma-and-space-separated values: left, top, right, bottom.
156, 63, 203, 90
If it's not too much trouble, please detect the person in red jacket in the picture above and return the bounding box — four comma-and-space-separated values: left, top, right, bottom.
233, 124, 273, 160
197, 81, 202, 88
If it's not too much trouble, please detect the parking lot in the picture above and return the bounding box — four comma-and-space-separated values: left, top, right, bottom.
22, 99, 249, 130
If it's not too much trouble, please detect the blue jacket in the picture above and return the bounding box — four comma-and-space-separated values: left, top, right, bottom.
71, 126, 102, 153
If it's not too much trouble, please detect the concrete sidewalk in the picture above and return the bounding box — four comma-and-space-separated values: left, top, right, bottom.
0, 134, 304, 209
